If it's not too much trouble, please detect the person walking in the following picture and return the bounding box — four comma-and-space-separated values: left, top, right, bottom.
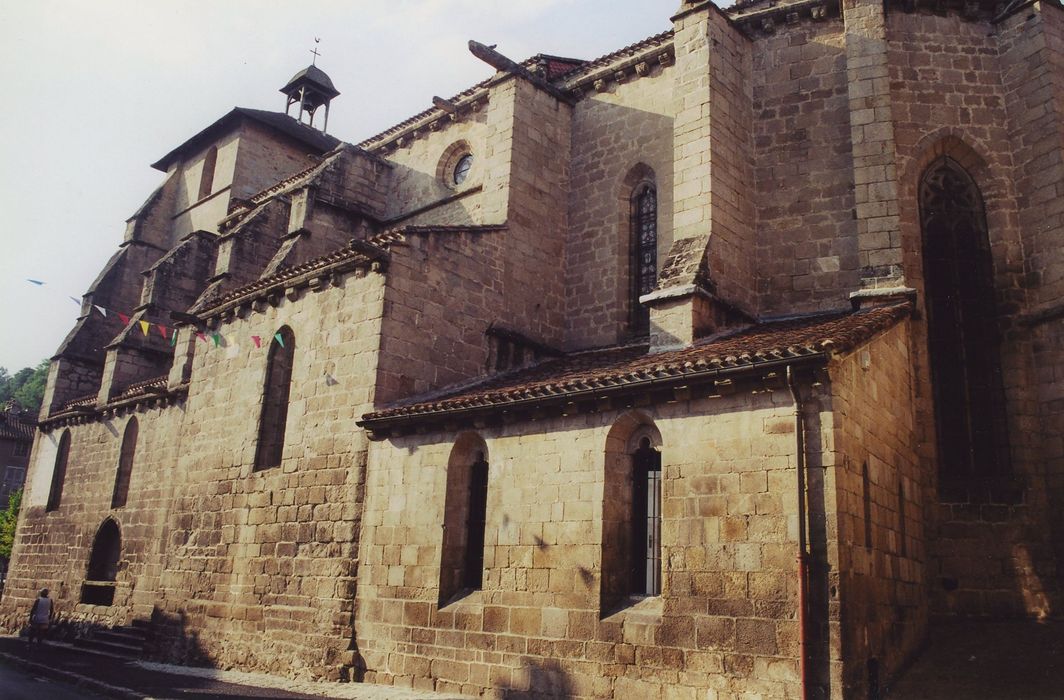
27, 588, 54, 649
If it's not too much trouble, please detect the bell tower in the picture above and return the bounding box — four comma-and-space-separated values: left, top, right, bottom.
280, 62, 340, 134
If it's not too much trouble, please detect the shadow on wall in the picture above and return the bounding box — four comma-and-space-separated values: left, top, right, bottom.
495, 657, 575, 699
150, 607, 213, 667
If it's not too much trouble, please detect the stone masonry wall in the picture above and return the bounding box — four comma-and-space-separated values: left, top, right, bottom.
1, 404, 186, 631
149, 269, 385, 679
753, 19, 860, 316
829, 320, 925, 697
374, 229, 507, 405
356, 384, 821, 699
379, 99, 495, 226
889, 7, 1061, 619
565, 63, 674, 349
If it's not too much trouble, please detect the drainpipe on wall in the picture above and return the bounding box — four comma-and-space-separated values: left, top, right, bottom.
786, 365, 810, 700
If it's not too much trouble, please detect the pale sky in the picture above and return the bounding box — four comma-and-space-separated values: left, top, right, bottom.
0, 0, 679, 372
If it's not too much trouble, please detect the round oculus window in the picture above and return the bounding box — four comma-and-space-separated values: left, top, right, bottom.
452, 153, 473, 185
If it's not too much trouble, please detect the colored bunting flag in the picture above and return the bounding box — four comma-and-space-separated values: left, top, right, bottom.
139, 320, 150, 336
170, 329, 178, 347
211, 333, 222, 347
117, 312, 130, 325
197, 332, 207, 343
251, 335, 262, 349
94, 305, 107, 317
274, 333, 284, 348
157, 324, 168, 339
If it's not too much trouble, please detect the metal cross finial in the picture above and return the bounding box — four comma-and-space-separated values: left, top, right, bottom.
310, 38, 321, 65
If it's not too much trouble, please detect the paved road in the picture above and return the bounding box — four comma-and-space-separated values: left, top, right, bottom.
0, 655, 103, 699
0, 636, 467, 699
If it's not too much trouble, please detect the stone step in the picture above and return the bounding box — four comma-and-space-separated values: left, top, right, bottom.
73, 636, 143, 658
93, 629, 146, 645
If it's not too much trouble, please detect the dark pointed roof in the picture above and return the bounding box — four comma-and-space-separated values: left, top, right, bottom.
280, 64, 340, 99
150, 107, 340, 172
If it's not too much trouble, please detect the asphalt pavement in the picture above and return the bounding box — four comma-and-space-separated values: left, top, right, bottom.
0, 654, 103, 699
0, 636, 468, 700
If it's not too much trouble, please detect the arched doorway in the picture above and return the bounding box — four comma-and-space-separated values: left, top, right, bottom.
82, 519, 121, 605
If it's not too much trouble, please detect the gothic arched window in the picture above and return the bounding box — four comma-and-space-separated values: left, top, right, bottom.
111, 418, 138, 509
254, 327, 295, 470
630, 183, 657, 336
919, 156, 1011, 502
46, 430, 70, 512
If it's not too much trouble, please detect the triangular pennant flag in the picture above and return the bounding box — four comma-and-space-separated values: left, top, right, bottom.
196, 332, 207, 343
274, 333, 285, 348
212, 333, 222, 347
26, 279, 44, 286
117, 312, 130, 325
251, 335, 262, 349
170, 329, 178, 347
139, 320, 150, 336
94, 305, 107, 317
225, 342, 241, 359
157, 324, 168, 339
69, 296, 81, 306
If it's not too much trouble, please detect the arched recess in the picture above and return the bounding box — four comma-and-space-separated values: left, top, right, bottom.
919, 155, 1012, 502
111, 417, 138, 508
619, 164, 658, 338
438, 432, 489, 606
82, 518, 121, 606
601, 411, 663, 615
198, 145, 218, 200
254, 326, 296, 470
45, 429, 71, 512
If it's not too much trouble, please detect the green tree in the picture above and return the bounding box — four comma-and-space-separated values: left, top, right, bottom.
0, 367, 11, 404
0, 489, 21, 563
12, 360, 49, 413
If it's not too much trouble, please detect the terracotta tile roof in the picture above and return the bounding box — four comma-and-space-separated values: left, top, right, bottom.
0, 411, 35, 442
115, 375, 168, 400
194, 224, 505, 319
62, 393, 97, 410
361, 303, 910, 426
559, 30, 674, 84
193, 243, 382, 316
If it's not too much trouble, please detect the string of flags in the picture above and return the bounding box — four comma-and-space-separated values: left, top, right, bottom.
25, 278, 287, 352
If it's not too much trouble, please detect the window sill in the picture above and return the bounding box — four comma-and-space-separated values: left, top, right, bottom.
602, 594, 663, 623
438, 588, 485, 612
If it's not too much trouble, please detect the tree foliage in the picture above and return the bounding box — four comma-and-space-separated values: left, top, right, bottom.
0, 489, 21, 562
0, 359, 48, 413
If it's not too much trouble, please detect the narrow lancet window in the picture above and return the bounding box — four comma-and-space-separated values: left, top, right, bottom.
111, 418, 138, 508
462, 452, 489, 590
46, 430, 71, 512
254, 327, 295, 470
630, 183, 657, 336
198, 146, 218, 201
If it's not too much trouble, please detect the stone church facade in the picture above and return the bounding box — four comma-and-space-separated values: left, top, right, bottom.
3, 0, 1063, 697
